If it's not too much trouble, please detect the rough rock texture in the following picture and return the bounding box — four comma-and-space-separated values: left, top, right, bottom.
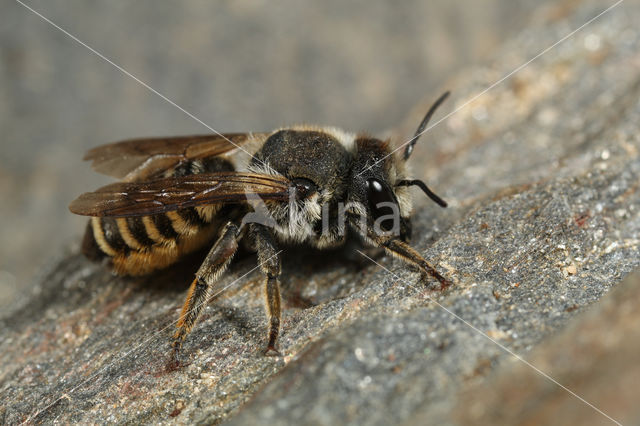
1, 0, 639, 424
449, 271, 640, 426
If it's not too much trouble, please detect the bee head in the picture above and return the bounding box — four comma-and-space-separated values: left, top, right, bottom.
347, 92, 450, 242
347, 137, 412, 240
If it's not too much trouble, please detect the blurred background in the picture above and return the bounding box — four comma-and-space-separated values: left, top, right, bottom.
0, 0, 560, 309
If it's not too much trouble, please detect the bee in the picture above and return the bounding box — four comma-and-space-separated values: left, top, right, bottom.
70, 92, 452, 356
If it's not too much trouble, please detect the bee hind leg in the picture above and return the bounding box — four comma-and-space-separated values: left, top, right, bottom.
172, 222, 240, 360
250, 224, 283, 356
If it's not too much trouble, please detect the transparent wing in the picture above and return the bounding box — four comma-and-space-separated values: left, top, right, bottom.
83, 133, 267, 181
69, 171, 290, 217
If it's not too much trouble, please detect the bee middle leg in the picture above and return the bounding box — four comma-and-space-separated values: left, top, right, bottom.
250, 224, 283, 355
172, 221, 240, 355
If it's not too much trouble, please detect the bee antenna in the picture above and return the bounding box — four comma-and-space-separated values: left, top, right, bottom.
403, 91, 450, 161
397, 179, 447, 208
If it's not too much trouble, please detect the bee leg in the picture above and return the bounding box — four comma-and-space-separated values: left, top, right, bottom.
250, 224, 283, 356
377, 237, 452, 290
172, 222, 240, 358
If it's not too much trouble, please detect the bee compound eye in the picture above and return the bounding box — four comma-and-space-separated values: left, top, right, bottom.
366, 178, 398, 231
291, 178, 317, 199
366, 178, 394, 207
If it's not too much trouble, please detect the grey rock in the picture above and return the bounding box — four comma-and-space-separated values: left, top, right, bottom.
449, 271, 640, 426
1, 0, 639, 424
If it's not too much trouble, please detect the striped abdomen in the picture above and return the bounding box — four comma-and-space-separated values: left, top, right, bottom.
82, 206, 222, 276
81, 157, 237, 275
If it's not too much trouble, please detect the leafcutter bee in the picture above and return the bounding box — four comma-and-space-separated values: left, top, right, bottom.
70, 92, 451, 356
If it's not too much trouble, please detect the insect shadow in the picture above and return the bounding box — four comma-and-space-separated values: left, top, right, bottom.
136, 231, 378, 309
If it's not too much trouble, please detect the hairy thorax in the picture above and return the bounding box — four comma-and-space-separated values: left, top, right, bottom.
249, 128, 355, 248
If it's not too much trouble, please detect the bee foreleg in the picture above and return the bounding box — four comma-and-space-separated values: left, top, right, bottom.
172, 221, 240, 355
375, 236, 452, 290
250, 224, 282, 355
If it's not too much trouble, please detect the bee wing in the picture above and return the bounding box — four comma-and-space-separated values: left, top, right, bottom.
84, 133, 268, 181
69, 172, 290, 217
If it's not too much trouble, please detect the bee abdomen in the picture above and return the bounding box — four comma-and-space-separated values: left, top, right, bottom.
118, 216, 156, 250
81, 221, 106, 261
90, 217, 129, 257
82, 205, 219, 276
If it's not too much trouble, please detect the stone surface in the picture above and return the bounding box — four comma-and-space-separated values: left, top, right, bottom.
449, 271, 640, 426
1, 0, 640, 424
